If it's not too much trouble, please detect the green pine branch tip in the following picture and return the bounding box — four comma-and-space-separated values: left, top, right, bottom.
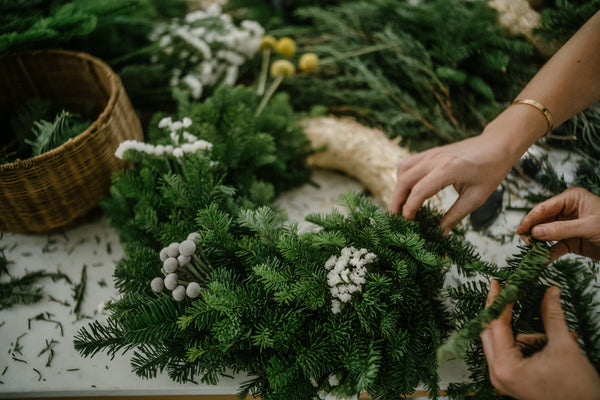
438, 241, 551, 361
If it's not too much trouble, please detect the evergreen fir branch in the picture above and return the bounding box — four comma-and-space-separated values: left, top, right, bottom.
305, 230, 347, 249
445, 280, 489, 328
7, 98, 52, 160
120, 295, 187, 345
129, 343, 190, 381
25, 110, 88, 156
553, 258, 600, 371
0, 282, 43, 310
536, 0, 600, 44
438, 241, 551, 361
0, 270, 71, 310
0, 244, 10, 276
238, 206, 283, 246
73, 318, 133, 358
575, 157, 600, 197
304, 208, 346, 230
276, 0, 537, 150
252, 259, 292, 296
113, 246, 161, 293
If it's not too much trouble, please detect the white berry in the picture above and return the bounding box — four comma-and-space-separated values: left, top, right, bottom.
159, 247, 169, 262
179, 239, 196, 256
163, 257, 179, 273
151, 277, 164, 293
164, 273, 179, 290
167, 242, 180, 257
172, 285, 186, 301
177, 254, 191, 266
187, 232, 201, 244
186, 282, 202, 298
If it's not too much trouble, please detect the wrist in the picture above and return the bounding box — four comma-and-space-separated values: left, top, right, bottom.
481, 103, 549, 161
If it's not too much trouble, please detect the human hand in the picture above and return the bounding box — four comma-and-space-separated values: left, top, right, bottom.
517, 187, 600, 261
390, 132, 516, 233
481, 280, 600, 400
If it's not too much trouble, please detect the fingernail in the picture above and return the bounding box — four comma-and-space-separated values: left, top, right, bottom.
548, 286, 560, 300
532, 226, 547, 238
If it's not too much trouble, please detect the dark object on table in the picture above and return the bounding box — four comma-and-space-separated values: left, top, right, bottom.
469, 185, 505, 230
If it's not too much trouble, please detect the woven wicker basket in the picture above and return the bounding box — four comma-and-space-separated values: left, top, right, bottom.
0, 49, 143, 233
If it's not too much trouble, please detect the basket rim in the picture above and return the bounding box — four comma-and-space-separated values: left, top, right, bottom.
0, 49, 120, 173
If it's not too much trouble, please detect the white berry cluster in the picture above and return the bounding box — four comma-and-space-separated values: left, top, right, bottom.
115, 117, 212, 160
324, 247, 376, 314
150, 4, 264, 99
151, 232, 212, 301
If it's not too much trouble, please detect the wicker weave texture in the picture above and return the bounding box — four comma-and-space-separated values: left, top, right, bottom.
0, 50, 143, 233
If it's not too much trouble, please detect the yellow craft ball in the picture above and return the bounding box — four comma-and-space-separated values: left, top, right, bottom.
299, 53, 319, 72
259, 35, 277, 51
274, 37, 296, 58
270, 59, 295, 78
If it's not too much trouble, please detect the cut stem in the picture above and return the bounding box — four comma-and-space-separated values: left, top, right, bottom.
257, 49, 271, 96
255, 75, 284, 117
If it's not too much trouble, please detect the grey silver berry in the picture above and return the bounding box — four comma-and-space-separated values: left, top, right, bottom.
177, 254, 191, 266
163, 257, 179, 273
187, 232, 201, 244
179, 239, 196, 256
164, 273, 179, 290
151, 277, 164, 293
186, 282, 202, 298
172, 285, 186, 301
159, 247, 169, 262
167, 242, 180, 258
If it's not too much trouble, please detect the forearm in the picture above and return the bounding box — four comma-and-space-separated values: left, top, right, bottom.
483, 11, 600, 160
518, 10, 600, 127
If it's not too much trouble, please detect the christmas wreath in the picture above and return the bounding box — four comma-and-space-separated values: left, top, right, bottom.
72, 83, 600, 400
67, 2, 600, 400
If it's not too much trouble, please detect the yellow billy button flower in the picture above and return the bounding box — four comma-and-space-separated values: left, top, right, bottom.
274, 37, 296, 58
257, 35, 277, 96
256, 60, 295, 117
270, 59, 295, 78
299, 53, 319, 73
259, 35, 277, 51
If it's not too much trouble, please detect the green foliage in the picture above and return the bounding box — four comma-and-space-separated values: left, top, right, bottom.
80, 189, 494, 399
268, 0, 537, 150
0, 270, 71, 310
518, 104, 600, 201
101, 85, 311, 250
26, 110, 89, 156
224, 0, 352, 29
444, 247, 600, 399
0, 0, 186, 56
536, 0, 600, 44
65, 3, 600, 399
519, 109, 600, 203
439, 241, 552, 361
2, 99, 89, 163
0, 0, 188, 126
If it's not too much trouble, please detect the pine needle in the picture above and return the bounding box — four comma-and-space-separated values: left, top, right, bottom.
438, 241, 552, 361
25, 110, 88, 156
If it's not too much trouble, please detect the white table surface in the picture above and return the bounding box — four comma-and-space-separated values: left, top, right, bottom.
0, 166, 554, 398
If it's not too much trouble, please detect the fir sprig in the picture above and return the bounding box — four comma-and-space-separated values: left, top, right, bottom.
274, 0, 537, 150
536, 0, 600, 45
0, 270, 71, 311
438, 240, 552, 361
25, 110, 89, 157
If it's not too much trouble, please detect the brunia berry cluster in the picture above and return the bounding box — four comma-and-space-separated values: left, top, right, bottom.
150, 232, 212, 301
114, 117, 212, 160
325, 246, 376, 314
150, 3, 264, 98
